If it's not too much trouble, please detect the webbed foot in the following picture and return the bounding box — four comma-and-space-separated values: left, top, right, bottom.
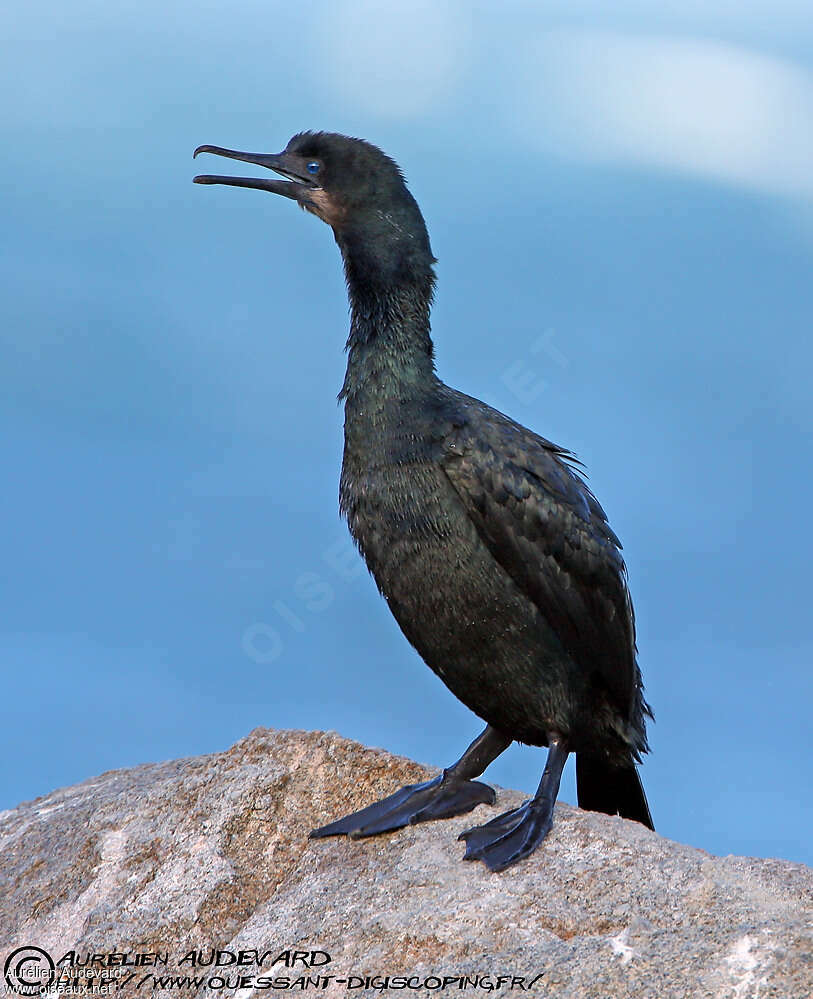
459, 799, 554, 871
310, 772, 495, 839
459, 732, 570, 871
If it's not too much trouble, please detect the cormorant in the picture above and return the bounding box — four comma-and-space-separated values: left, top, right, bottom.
193, 132, 654, 871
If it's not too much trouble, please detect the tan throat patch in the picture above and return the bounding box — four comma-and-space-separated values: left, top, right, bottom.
306, 189, 345, 227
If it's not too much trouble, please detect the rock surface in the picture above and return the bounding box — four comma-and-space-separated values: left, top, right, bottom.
0, 728, 810, 998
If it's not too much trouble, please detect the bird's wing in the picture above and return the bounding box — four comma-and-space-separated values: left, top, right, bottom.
439, 393, 638, 718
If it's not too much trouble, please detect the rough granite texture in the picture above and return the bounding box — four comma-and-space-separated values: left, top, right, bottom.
0, 728, 810, 998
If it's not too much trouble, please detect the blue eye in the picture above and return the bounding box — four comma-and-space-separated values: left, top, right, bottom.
306, 161, 320, 175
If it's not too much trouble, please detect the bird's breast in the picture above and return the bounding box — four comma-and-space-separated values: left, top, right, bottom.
340, 442, 461, 560
338, 439, 577, 743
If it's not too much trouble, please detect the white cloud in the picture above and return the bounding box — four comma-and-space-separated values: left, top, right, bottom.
514, 30, 813, 200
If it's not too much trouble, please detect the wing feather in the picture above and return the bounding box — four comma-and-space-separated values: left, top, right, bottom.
440, 393, 638, 718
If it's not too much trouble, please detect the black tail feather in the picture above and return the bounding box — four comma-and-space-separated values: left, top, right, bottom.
576, 754, 654, 830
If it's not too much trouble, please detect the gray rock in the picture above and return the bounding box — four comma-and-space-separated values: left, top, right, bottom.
0, 728, 809, 998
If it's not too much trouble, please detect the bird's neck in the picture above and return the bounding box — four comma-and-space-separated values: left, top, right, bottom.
339, 274, 437, 409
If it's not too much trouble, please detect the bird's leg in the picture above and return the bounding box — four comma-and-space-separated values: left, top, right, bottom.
310, 725, 511, 840
459, 733, 570, 872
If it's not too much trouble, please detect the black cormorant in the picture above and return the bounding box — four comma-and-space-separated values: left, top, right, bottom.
193, 132, 654, 871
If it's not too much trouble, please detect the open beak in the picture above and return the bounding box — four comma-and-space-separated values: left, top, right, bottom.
193, 145, 319, 206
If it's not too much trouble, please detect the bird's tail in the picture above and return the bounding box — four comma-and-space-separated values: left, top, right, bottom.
576, 754, 654, 830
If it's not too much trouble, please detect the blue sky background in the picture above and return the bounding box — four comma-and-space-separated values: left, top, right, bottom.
1, 0, 811, 866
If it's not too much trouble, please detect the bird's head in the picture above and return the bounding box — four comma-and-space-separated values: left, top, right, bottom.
194, 131, 434, 290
